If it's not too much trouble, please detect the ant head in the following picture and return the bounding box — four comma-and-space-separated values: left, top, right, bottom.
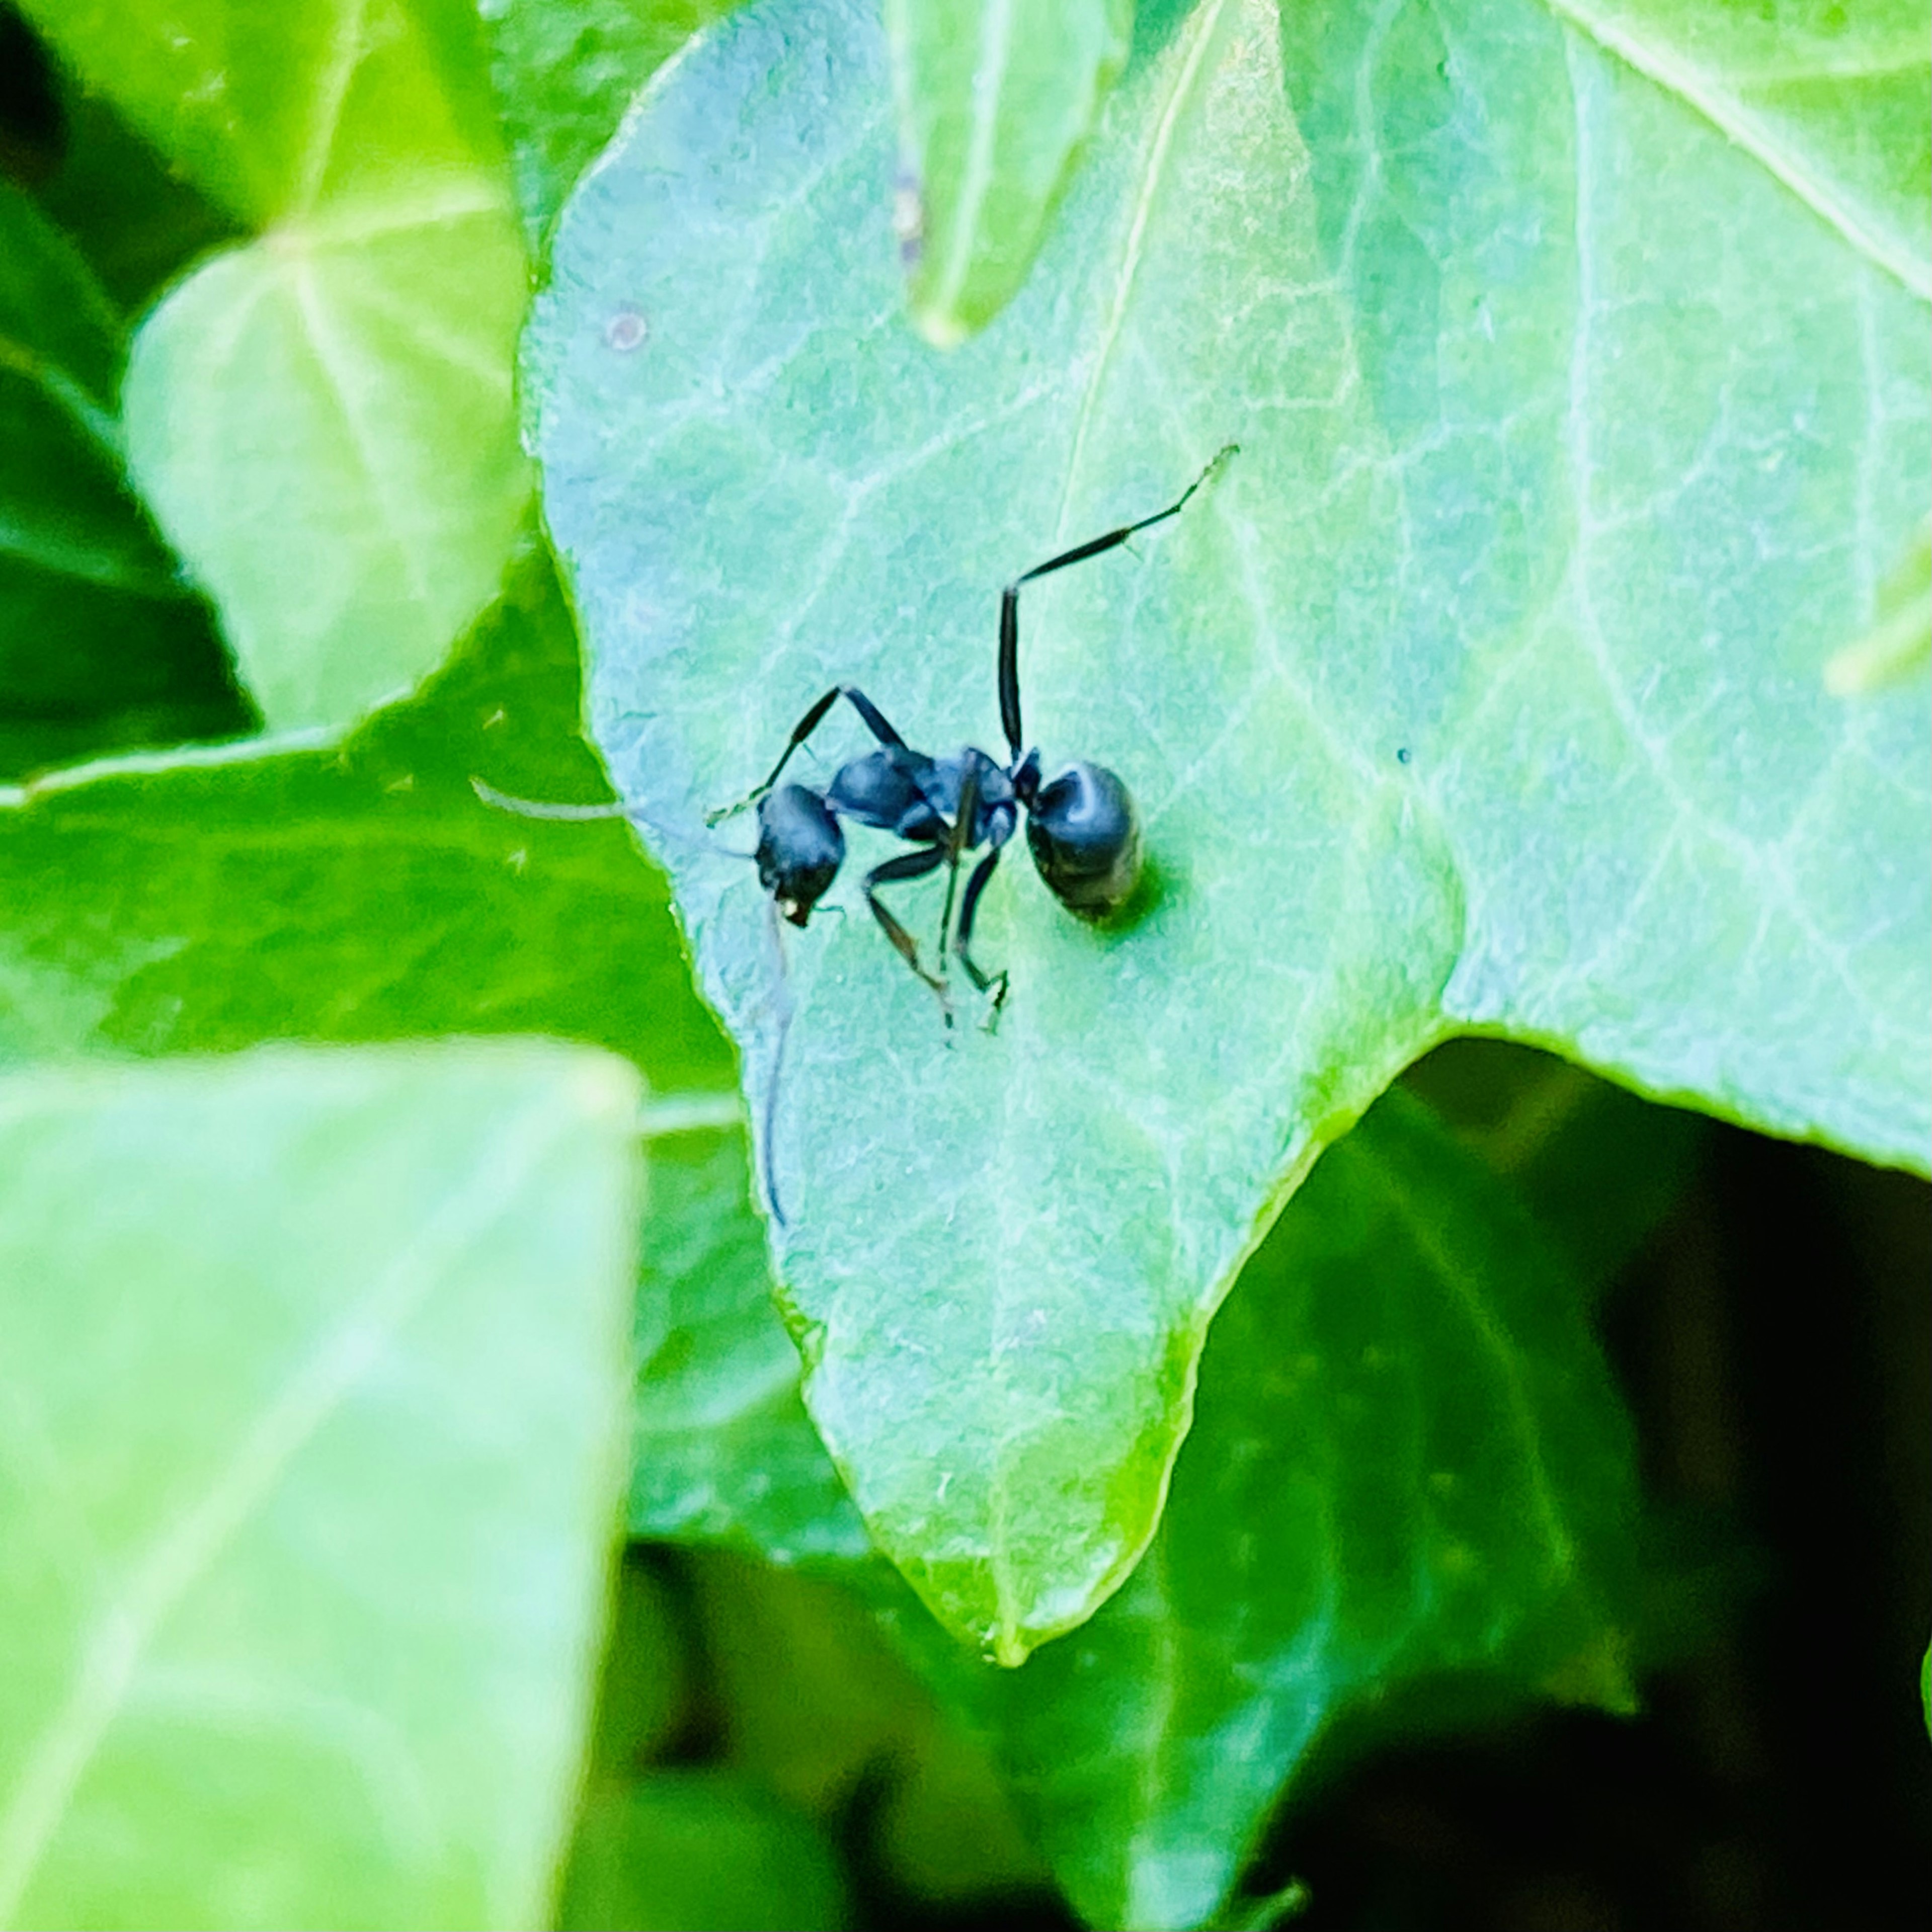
756, 784, 845, 926
1023, 760, 1142, 920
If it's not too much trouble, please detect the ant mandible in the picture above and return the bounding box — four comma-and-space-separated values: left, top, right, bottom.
710, 443, 1238, 1018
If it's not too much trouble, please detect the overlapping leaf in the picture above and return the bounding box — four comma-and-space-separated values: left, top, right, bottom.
886, 0, 1133, 344
18, 0, 531, 733
628, 1082, 1643, 1929
527, 0, 1929, 1658
0, 1041, 640, 1926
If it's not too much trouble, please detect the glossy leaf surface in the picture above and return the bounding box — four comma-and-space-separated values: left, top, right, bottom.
528, 0, 1930, 1656
886, 0, 1133, 344
0, 1041, 640, 1927
625, 1086, 1640, 1929
19, 0, 530, 733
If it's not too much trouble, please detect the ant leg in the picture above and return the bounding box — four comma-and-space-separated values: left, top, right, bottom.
936, 762, 981, 971
997, 443, 1237, 759
707, 685, 910, 825
955, 837, 1010, 1009
863, 845, 952, 1020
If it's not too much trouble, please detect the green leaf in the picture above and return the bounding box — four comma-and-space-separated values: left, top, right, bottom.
0, 1040, 641, 1926
0, 178, 245, 779
1547, 0, 1931, 299
527, 0, 1929, 1655
1402, 1038, 1706, 1299
19, 0, 531, 734
1826, 521, 1931, 695
559, 1772, 850, 1931
30, 71, 245, 315
622, 1088, 1639, 1929
0, 542, 736, 1112
887, 1090, 1639, 1929
631, 1131, 871, 1565
479, 0, 739, 249
886, 0, 1133, 345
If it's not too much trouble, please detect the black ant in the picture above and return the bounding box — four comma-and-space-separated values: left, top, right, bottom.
709, 443, 1238, 1019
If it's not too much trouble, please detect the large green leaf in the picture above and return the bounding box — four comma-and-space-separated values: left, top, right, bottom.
885, 0, 1133, 345
526, 0, 1929, 1656
0, 1041, 640, 1926
0, 179, 244, 779
627, 1087, 1639, 1929
0, 542, 732, 1107
18, 0, 530, 734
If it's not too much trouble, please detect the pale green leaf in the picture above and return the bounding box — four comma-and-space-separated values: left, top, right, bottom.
0, 1041, 641, 1927
527, 0, 1928, 1656
886, 0, 1133, 345
1547, 0, 1931, 298
1826, 521, 1931, 694
20, 0, 531, 734
123, 193, 530, 730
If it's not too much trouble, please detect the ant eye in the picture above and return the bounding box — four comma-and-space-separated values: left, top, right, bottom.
1025, 762, 1142, 919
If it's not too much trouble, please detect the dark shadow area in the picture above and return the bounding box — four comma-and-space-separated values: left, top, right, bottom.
1243, 1073, 1932, 1932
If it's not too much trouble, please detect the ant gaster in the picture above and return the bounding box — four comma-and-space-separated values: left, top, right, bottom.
712, 444, 1238, 1015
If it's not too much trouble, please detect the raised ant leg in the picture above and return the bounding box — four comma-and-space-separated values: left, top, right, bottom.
955, 828, 1013, 1007
707, 685, 909, 825
863, 845, 952, 1020
997, 444, 1237, 759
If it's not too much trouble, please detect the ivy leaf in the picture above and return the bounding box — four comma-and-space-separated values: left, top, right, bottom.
0, 179, 244, 779
623, 1085, 1640, 1930
0, 543, 736, 1122
479, 0, 739, 249
1547, 0, 1930, 298
0, 1041, 640, 1926
886, 0, 1133, 345
17, 0, 531, 734
527, 0, 1929, 1657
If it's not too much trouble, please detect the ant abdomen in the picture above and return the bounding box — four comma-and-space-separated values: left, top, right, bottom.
1025, 761, 1142, 920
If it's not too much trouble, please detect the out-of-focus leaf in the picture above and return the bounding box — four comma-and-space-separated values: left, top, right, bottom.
631, 1132, 870, 1565
30, 74, 244, 314
620, 1086, 1639, 1930
1403, 1038, 1706, 1297
582, 1553, 690, 1782
479, 0, 738, 248
1826, 523, 1931, 695
527, 0, 1928, 1656
678, 1551, 1046, 1902
1548, 0, 1930, 298
0, 178, 245, 779
0, 1041, 640, 1926
0, 543, 733, 1117
17, 0, 530, 734
885, 1089, 1640, 1930
558, 1772, 850, 1931
885, 0, 1132, 345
